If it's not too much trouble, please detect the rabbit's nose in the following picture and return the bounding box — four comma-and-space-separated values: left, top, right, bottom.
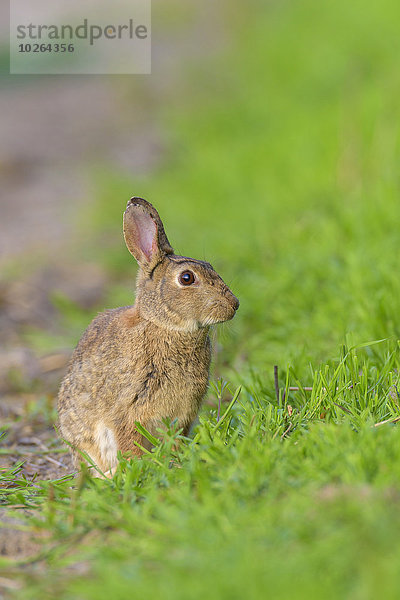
223, 287, 239, 311
231, 295, 240, 311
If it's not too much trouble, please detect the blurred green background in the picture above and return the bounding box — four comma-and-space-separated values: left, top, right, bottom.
2, 0, 400, 383
3, 0, 400, 597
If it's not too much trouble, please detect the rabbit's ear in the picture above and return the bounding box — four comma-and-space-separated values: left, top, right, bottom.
123, 197, 174, 269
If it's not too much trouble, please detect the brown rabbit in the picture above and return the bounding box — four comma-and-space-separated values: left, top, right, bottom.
58, 197, 239, 475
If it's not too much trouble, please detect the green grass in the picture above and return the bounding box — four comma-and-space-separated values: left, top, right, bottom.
4, 349, 400, 599
4, 0, 400, 597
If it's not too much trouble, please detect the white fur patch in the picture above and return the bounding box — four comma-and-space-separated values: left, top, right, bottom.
95, 422, 118, 470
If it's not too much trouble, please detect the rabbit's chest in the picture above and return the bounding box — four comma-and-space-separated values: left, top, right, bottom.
121, 329, 211, 425
148, 342, 210, 417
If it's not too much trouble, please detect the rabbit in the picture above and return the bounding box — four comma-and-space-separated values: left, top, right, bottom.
57, 197, 239, 475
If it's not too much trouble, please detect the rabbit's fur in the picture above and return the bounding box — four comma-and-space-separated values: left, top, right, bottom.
58, 198, 239, 474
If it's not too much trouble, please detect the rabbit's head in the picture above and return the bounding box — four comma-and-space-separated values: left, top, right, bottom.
123, 198, 239, 333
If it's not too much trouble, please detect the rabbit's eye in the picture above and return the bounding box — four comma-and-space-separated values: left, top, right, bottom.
179, 270, 195, 286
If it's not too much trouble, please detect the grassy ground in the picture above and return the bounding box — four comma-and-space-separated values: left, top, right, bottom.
3, 0, 400, 597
